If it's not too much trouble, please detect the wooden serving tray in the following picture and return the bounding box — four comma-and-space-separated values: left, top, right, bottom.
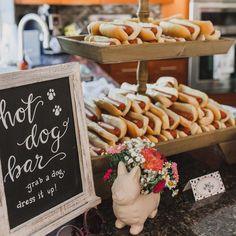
91, 126, 236, 198
58, 36, 234, 64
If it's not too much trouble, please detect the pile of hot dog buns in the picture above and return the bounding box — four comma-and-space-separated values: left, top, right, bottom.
86, 77, 235, 156
84, 17, 221, 46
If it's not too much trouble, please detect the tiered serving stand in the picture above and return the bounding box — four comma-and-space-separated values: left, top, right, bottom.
58, 0, 236, 198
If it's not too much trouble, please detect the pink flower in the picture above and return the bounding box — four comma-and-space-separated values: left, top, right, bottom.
171, 162, 179, 182
141, 148, 164, 171
153, 180, 166, 193
103, 168, 113, 181
107, 144, 126, 155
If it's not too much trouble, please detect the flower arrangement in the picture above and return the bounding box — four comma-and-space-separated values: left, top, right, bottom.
104, 138, 179, 196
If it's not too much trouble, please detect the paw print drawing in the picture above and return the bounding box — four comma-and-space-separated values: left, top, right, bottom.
53, 105, 62, 116
47, 89, 56, 101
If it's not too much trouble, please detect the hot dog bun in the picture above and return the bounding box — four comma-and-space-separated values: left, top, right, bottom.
96, 93, 131, 117
225, 118, 236, 127
121, 111, 149, 138
155, 76, 178, 89
169, 102, 198, 128
120, 82, 137, 93
89, 144, 105, 156
138, 23, 162, 42
84, 35, 121, 46
88, 131, 110, 150
146, 88, 173, 108
126, 93, 151, 114
113, 20, 142, 40
87, 21, 104, 35
149, 103, 170, 129
146, 86, 178, 107
206, 99, 229, 122
169, 19, 200, 40
84, 98, 101, 122
190, 20, 214, 36
99, 21, 140, 41
160, 21, 191, 40
144, 111, 162, 135
205, 30, 221, 40
178, 84, 208, 107
198, 108, 214, 126
161, 129, 179, 140
101, 114, 127, 139
122, 38, 143, 45
87, 121, 118, 143
108, 90, 132, 116
162, 107, 180, 130
143, 134, 159, 143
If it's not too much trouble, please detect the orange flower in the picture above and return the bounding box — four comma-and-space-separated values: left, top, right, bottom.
141, 148, 164, 171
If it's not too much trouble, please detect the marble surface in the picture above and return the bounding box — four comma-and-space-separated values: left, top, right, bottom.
96, 152, 236, 236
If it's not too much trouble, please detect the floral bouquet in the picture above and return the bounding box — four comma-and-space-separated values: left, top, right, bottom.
103, 138, 179, 196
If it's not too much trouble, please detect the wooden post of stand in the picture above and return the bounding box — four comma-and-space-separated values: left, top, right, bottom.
137, 0, 150, 94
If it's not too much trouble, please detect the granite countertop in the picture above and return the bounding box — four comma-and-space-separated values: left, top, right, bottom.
95, 152, 236, 236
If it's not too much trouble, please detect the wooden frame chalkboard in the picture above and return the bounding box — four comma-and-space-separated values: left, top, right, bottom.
0, 63, 101, 236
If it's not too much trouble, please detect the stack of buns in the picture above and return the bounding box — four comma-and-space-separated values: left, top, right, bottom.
84, 17, 221, 46
86, 77, 235, 156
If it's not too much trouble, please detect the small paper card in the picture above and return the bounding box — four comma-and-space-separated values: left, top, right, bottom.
183, 171, 225, 201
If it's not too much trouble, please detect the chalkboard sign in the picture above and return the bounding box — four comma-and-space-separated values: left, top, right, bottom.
0, 63, 100, 236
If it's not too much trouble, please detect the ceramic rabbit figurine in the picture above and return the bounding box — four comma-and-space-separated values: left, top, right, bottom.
112, 161, 160, 235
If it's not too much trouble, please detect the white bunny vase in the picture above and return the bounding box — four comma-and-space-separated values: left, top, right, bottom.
112, 161, 160, 235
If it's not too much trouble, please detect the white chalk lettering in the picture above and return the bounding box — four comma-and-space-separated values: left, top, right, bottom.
0, 94, 43, 130
17, 118, 69, 153
4, 152, 66, 183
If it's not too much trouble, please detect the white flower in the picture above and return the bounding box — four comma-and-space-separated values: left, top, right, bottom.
128, 159, 134, 164
135, 156, 141, 162
124, 155, 129, 161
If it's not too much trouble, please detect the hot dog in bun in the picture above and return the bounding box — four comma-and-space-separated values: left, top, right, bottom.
89, 144, 105, 156
169, 18, 200, 40
198, 108, 214, 126
206, 99, 229, 122
138, 23, 162, 42
84, 98, 101, 122
121, 111, 149, 137
178, 84, 208, 107
126, 93, 151, 114
160, 19, 200, 40
144, 111, 162, 135
177, 125, 192, 137
149, 103, 170, 130
190, 20, 221, 40
87, 120, 118, 143
88, 131, 110, 151
161, 129, 179, 140
155, 76, 178, 89
99, 21, 141, 42
162, 107, 180, 130
95, 93, 131, 117
122, 38, 143, 45
169, 102, 198, 128
146, 85, 178, 107
100, 114, 127, 139
87, 21, 104, 35
84, 35, 121, 46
